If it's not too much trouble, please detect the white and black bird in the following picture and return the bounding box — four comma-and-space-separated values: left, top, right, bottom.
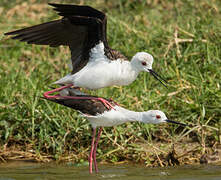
44, 87, 186, 174
5, 3, 167, 109
45, 87, 186, 173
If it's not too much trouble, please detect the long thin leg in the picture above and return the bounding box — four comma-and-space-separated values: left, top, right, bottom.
43, 84, 72, 98
93, 127, 103, 173
44, 86, 115, 110
94, 98, 115, 110
57, 96, 115, 110
89, 128, 96, 174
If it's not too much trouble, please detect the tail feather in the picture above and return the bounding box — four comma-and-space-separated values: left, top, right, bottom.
53, 74, 73, 85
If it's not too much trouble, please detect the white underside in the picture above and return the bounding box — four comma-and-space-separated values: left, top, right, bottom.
54, 42, 139, 89
82, 105, 142, 128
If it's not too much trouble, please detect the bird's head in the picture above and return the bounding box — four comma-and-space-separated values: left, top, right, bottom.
131, 52, 167, 87
131, 52, 153, 71
141, 110, 187, 126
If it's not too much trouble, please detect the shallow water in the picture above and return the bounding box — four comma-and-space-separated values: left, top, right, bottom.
0, 161, 221, 180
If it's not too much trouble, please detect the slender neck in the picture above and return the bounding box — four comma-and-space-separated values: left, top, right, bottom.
130, 57, 141, 73
119, 107, 143, 123
115, 60, 139, 86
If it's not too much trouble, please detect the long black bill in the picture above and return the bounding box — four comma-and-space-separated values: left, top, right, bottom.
148, 69, 168, 88
166, 119, 187, 127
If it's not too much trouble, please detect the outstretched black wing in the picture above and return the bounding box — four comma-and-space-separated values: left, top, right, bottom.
5, 3, 110, 74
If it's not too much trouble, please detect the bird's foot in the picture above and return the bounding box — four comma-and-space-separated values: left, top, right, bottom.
109, 98, 120, 106
96, 97, 116, 110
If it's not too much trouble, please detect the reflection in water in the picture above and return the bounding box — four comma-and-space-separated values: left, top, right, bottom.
0, 161, 221, 180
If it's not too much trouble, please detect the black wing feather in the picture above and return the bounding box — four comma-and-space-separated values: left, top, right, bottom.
48, 3, 105, 20
5, 3, 110, 74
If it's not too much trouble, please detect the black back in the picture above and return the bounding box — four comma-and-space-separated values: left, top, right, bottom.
44, 88, 117, 116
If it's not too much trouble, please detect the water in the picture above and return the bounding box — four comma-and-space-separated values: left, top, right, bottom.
0, 161, 221, 180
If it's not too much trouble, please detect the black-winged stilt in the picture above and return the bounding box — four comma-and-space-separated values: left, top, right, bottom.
44, 87, 186, 173
5, 3, 167, 109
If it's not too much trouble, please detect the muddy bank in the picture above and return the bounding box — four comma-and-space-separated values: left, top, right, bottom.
1, 140, 221, 167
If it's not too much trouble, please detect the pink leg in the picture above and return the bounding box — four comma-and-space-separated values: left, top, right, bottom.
43, 84, 72, 98
89, 128, 96, 174
96, 98, 115, 110
60, 96, 115, 110
43, 85, 115, 110
109, 98, 120, 106
93, 127, 103, 173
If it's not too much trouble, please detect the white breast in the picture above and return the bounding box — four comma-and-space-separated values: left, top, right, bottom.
82, 106, 129, 128
54, 42, 139, 89
73, 60, 137, 89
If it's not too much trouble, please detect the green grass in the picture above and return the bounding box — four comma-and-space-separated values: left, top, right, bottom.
0, 0, 221, 165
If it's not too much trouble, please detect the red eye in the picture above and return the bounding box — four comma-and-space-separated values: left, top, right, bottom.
156, 115, 161, 119
141, 61, 147, 66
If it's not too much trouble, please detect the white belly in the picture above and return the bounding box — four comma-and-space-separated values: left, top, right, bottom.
53, 42, 139, 89
83, 106, 128, 128
55, 59, 138, 89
